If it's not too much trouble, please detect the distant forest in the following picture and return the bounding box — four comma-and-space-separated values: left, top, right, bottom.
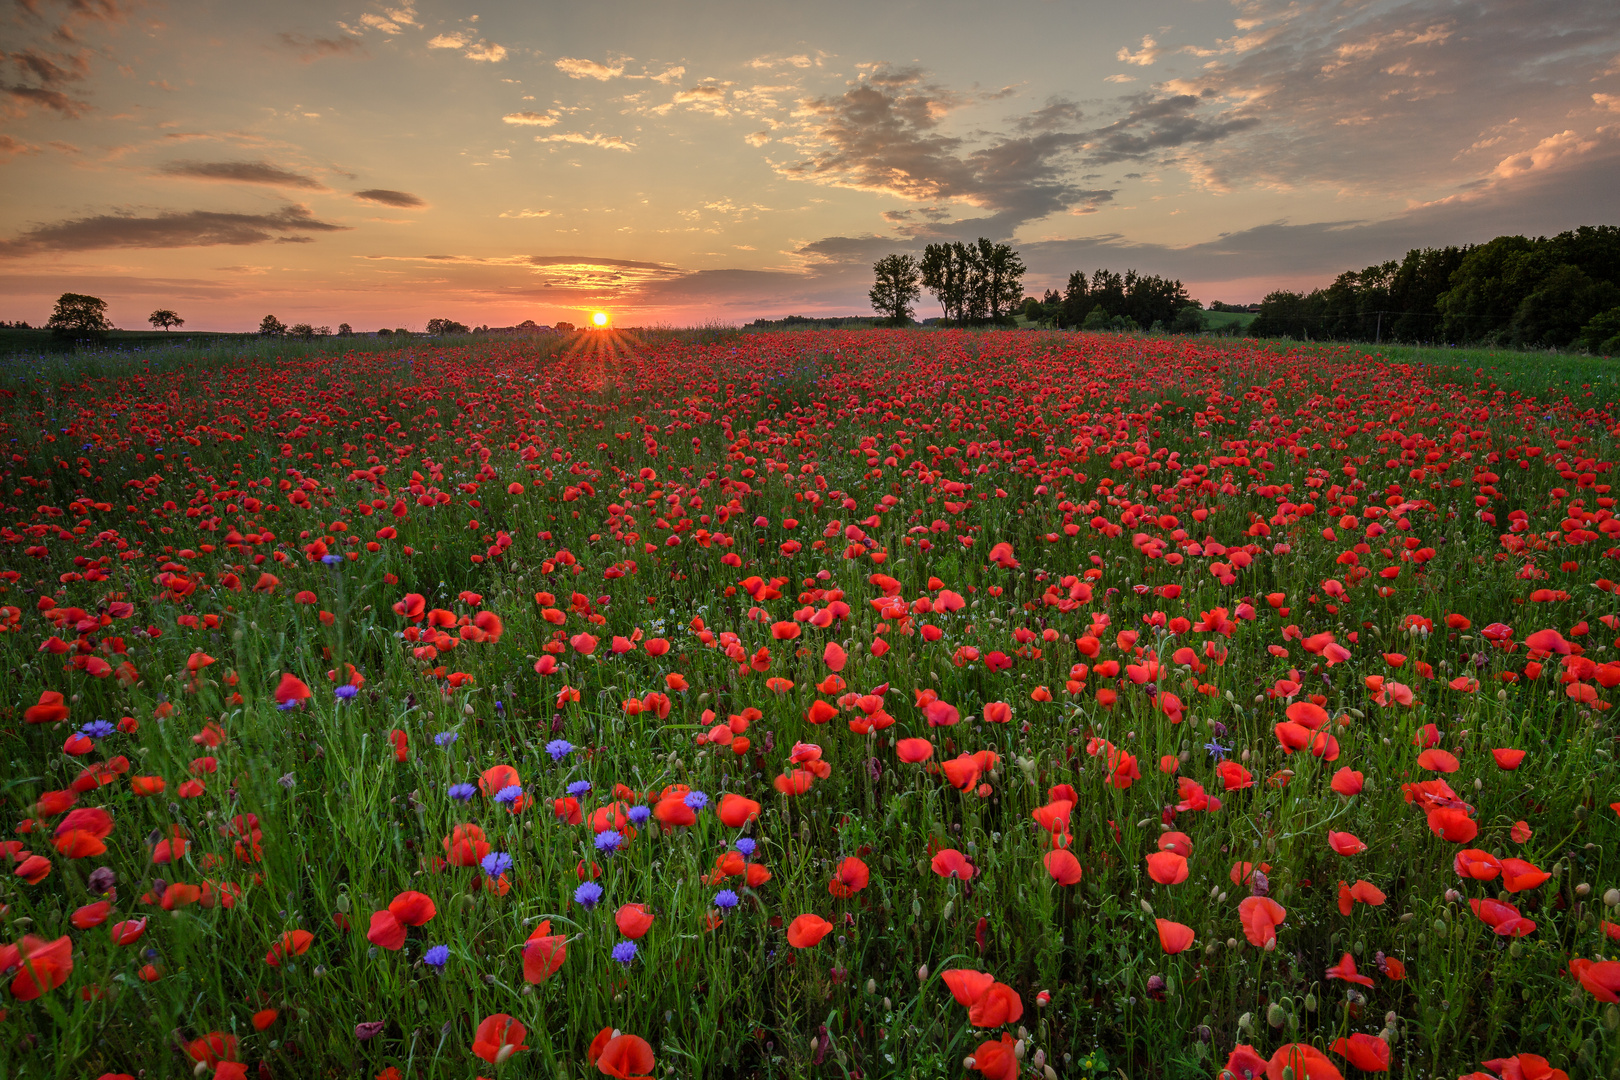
1248, 224, 1620, 352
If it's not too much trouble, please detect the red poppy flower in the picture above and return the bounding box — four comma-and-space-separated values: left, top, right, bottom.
1043, 849, 1083, 885
265, 929, 314, 967
471, 1013, 528, 1065
786, 913, 833, 948
593, 1031, 655, 1079
717, 793, 760, 827
930, 848, 976, 880
1145, 851, 1188, 885
1156, 918, 1195, 954
829, 856, 870, 897
615, 903, 655, 939
1325, 951, 1374, 986
1267, 1042, 1345, 1080
4, 935, 72, 999
1331, 1033, 1390, 1072
969, 1033, 1019, 1080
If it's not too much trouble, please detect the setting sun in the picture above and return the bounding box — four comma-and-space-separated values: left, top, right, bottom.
592, 312, 609, 327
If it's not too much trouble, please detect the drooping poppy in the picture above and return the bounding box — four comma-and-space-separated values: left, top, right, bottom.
829, 856, 870, 898
1327, 831, 1367, 856
1043, 849, 1082, 886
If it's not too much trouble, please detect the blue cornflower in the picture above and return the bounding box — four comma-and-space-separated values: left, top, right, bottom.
546, 738, 573, 762
277, 699, 298, 711
321, 553, 344, 566
494, 784, 523, 806
734, 837, 756, 858
713, 889, 739, 910
79, 719, 117, 739
595, 830, 623, 854
334, 684, 359, 701
448, 783, 477, 802
1204, 739, 1231, 760
611, 940, 637, 965
423, 944, 450, 970
567, 780, 593, 798
574, 881, 604, 909
684, 790, 709, 811
434, 731, 458, 747
627, 805, 651, 826
480, 850, 512, 879
494, 700, 505, 713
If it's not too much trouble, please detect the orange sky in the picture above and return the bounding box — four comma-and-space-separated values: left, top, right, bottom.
3, 0, 1618, 330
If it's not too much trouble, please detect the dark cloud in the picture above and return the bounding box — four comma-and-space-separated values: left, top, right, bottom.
5, 0, 138, 115
779, 68, 1116, 239
277, 32, 365, 63
161, 160, 328, 190
0, 205, 350, 256
1079, 92, 1261, 166
353, 189, 426, 208
3, 83, 88, 115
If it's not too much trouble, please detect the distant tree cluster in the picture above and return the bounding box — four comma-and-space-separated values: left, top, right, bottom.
1250, 226, 1620, 351
425, 318, 470, 335
917, 239, 1026, 325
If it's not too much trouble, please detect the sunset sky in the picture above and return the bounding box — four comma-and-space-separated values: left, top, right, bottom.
3, 0, 1618, 330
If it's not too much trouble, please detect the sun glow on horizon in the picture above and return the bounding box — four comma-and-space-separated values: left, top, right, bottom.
592, 311, 609, 327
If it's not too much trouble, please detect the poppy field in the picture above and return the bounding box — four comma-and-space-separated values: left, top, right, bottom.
4, 328, 1620, 1080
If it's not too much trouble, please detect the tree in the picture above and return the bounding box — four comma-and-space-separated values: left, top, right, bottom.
554, 321, 576, 333
1171, 304, 1206, 334
426, 318, 470, 335
976, 239, 1025, 324
258, 315, 287, 337
337, 323, 353, 336
869, 254, 921, 326
148, 309, 184, 331
46, 293, 113, 339
287, 323, 317, 340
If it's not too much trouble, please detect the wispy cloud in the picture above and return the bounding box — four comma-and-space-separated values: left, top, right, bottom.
160, 160, 328, 190
1116, 35, 1160, 66
502, 110, 560, 127
276, 32, 364, 63
353, 188, 427, 208
0, 205, 349, 255
555, 57, 624, 81
535, 131, 634, 151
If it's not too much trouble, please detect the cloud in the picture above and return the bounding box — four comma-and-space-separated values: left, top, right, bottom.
1491, 129, 1603, 180
744, 130, 772, 147
353, 188, 426, 208
650, 65, 685, 85
749, 53, 817, 70
429, 32, 505, 61
1116, 35, 1160, 66
503, 110, 560, 126
668, 82, 731, 117
1143, 0, 1620, 198
358, 6, 418, 34
1078, 93, 1262, 166
277, 32, 364, 62
555, 57, 624, 80
0, 133, 40, 157
160, 160, 328, 190
535, 132, 634, 151
498, 209, 550, 219
777, 67, 1110, 237
0, 205, 349, 256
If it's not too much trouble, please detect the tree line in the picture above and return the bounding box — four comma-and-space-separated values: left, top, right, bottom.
870, 239, 1200, 332
1249, 225, 1620, 352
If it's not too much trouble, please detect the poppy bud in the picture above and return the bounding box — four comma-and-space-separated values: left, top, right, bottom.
917, 964, 929, 984
1266, 1003, 1286, 1028
1577, 882, 1591, 897
1606, 888, 1620, 907
1045, 1068, 1059, 1080
1036, 990, 1051, 1007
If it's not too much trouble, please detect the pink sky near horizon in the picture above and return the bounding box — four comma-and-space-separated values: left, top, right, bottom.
2, 0, 1618, 332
